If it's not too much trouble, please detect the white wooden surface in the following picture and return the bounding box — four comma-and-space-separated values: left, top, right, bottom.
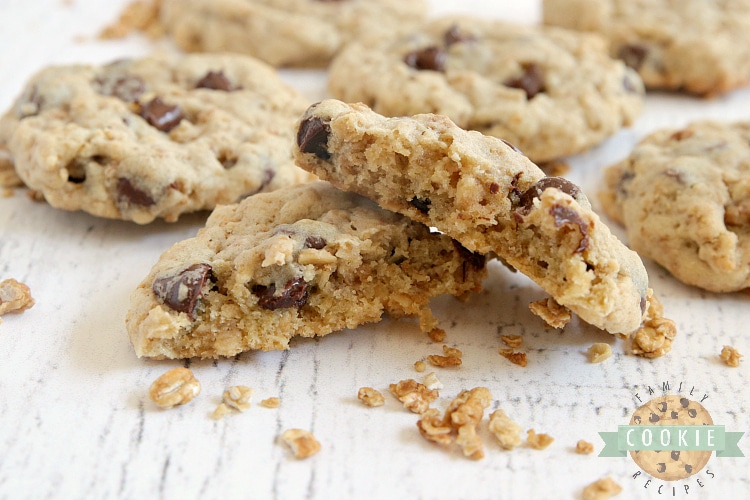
0, 1, 747, 499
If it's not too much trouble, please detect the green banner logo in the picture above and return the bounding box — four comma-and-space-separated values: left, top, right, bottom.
599, 426, 745, 457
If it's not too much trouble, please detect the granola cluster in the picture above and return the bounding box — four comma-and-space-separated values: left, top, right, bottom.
389, 379, 439, 414
529, 297, 572, 329
582, 477, 622, 500
0, 278, 35, 324
427, 345, 463, 368
720, 345, 743, 367
630, 289, 677, 358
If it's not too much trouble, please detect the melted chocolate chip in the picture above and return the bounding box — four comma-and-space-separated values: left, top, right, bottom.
304, 236, 327, 249
409, 196, 431, 214
517, 177, 582, 213
139, 97, 184, 132
444, 24, 476, 46
252, 277, 310, 310
503, 63, 545, 99
618, 44, 649, 70
117, 178, 155, 207
452, 240, 486, 269
196, 71, 237, 91
297, 116, 331, 160
152, 263, 214, 319
403, 46, 446, 72
94, 74, 145, 102
550, 204, 590, 253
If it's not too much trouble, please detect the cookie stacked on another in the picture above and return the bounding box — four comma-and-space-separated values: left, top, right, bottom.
328, 16, 644, 163
294, 100, 650, 335
0, 53, 314, 223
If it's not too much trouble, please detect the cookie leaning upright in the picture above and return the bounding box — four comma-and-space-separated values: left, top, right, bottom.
127, 181, 487, 359
601, 120, 750, 292
328, 16, 644, 163
543, 0, 750, 96
0, 53, 314, 224
159, 0, 428, 67
293, 100, 649, 335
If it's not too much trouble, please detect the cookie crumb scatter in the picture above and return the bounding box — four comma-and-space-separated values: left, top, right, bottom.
222, 385, 253, 411
576, 440, 595, 454
281, 429, 321, 459
500, 334, 523, 348
423, 372, 443, 390
587, 343, 613, 363
582, 476, 622, 500
488, 409, 522, 450
529, 297, 571, 329
0, 279, 35, 323
389, 379, 438, 414
427, 344, 462, 368
630, 289, 677, 358
526, 429, 554, 450
99, 0, 163, 40
428, 327, 447, 343
260, 397, 280, 408
499, 348, 528, 367
414, 360, 427, 372
720, 345, 743, 367
357, 387, 385, 407
148, 367, 201, 409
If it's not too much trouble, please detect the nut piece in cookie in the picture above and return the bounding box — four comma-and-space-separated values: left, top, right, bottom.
601, 120, 750, 292
0, 53, 314, 224
294, 100, 649, 335
328, 16, 643, 162
126, 182, 487, 358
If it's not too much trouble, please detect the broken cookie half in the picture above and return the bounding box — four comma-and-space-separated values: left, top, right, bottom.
293, 100, 650, 335
127, 181, 486, 359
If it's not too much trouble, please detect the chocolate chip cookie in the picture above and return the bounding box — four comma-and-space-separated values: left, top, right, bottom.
327, 16, 644, 163
543, 0, 750, 96
601, 120, 750, 292
159, 0, 428, 67
294, 100, 649, 335
0, 53, 314, 224
127, 181, 487, 359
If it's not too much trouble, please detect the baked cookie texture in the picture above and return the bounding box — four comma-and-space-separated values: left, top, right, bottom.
601, 121, 750, 292
293, 100, 649, 335
160, 0, 428, 67
0, 53, 314, 224
328, 16, 644, 163
127, 181, 487, 359
543, 0, 750, 96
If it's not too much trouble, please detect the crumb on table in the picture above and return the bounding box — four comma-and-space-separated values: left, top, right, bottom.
281, 429, 321, 459
389, 379, 438, 414
576, 440, 595, 454
582, 476, 622, 500
148, 367, 201, 409
0, 278, 35, 323
630, 289, 677, 358
357, 387, 385, 407
587, 343, 613, 363
427, 344, 462, 368
526, 429, 554, 450
488, 409, 522, 450
720, 345, 743, 367
499, 348, 527, 367
529, 297, 571, 329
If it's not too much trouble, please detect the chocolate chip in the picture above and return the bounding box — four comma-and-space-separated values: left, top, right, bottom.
152, 263, 214, 319
117, 178, 155, 207
649, 412, 660, 423
304, 236, 327, 249
297, 116, 331, 160
409, 196, 431, 214
688, 408, 697, 418
139, 97, 183, 132
657, 463, 666, 473
517, 177, 582, 213
671, 451, 681, 461
94, 74, 145, 102
501, 139, 523, 154
503, 63, 545, 99
489, 182, 500, 194
444, 24, 476, 46
618, 44, 649, 70
671, 411, 679, 419
680, 398, 690, 408
550, 204, 590, 253
195, 71, 237, 91
403, 46, 446, 72
452, 240, 486, 269
685, 465, 693, 474
252, 277, 310, 310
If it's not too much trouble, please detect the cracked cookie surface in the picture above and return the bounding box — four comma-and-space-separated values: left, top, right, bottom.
0, 53, 313, 224
293, 100, 649, 335
328, 16, 643, 163
127, 181, 487, 359
160, 0, 428, 67
601, 120, 750, 292
543, 0, 750, 96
